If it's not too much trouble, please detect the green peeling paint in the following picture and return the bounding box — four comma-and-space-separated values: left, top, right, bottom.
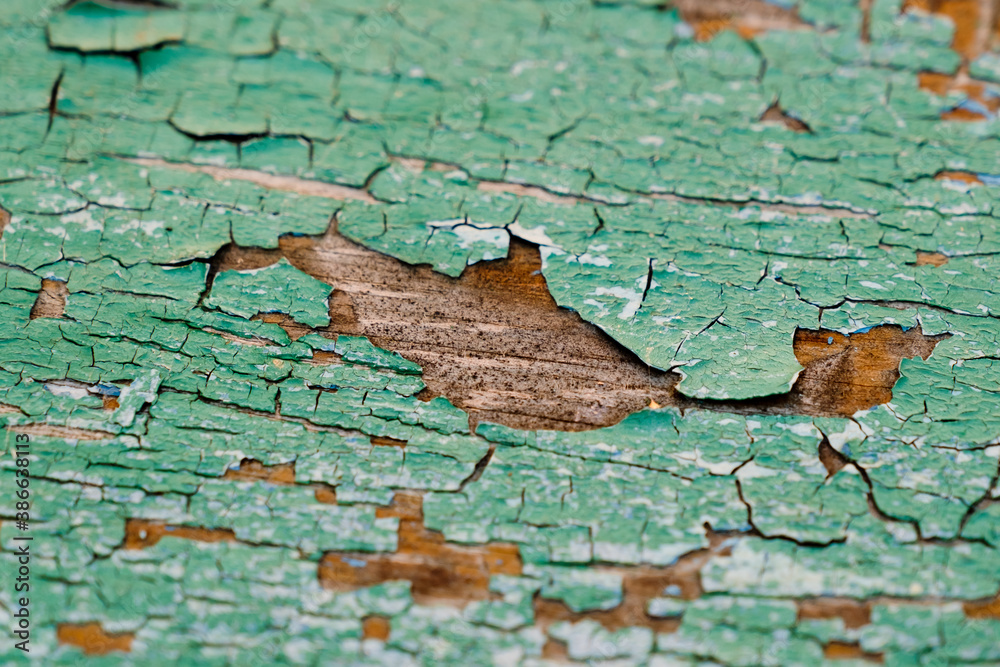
206, 258, 333, 328
0, 0, 998, 664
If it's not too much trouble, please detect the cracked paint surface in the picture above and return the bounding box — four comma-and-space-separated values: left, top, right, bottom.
1, 0, 1000, 664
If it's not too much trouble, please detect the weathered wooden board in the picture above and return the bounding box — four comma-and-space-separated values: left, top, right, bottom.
1, 0, 999, 664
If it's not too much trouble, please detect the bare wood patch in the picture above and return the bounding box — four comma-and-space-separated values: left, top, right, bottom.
798, 597, 872, 629
688, 325, 947, 418
823, 640, 885, 663
218, 229, 948, 429
318, 491, 522, 605
903, 1, 989, 58
314, 487, 338, 504
370, 436, 407, 448
935, 170, 982, 185
541, 637, 571, 661
964, 593, 1000, 619
127, 158, 377, 203
222, 458, 297, 484
29, 279, 68, 320
362, 615, 392, 641
819, 436, 851, 477
916, 0, 998, 118
7, 424, 115, 441
477, 180, 576, 205
57, 623, 134, 655
671, 0, 808, 41
218, 232, 680, 432
914, 250, 950, 267
786, 325, 945, 417
532, 559, 702, 633
221, 458, 338, 502
929, 0, 984, 60
760, 101, 812, 133
320, 490, 730, 633
253, 312, 313, 341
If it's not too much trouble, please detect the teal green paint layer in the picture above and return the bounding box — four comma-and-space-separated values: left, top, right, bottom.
0, 0, 998, 664
206, 258, 333, 328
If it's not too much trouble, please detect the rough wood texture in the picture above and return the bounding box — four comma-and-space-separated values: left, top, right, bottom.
55, 624, 134, 657
218, 226, 946, 431
5, 0, 1000, 664
319, 491, 523, 605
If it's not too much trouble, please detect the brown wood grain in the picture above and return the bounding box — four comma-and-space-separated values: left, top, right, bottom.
318, 491, 522, 605
217, 226, 946, 432
57, 623, 134, 656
